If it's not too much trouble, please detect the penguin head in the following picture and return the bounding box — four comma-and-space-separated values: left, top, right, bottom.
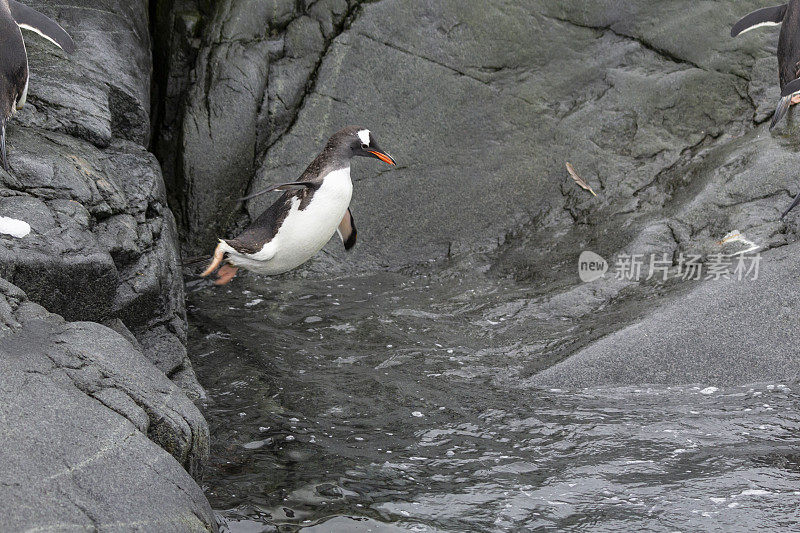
332, 126, 396, 165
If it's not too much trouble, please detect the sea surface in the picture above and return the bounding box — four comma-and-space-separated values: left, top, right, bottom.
187, 271, 800, 532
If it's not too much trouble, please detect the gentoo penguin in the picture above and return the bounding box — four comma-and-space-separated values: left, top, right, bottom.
200, 126, 396, 285
0, 0, 76, 171
731, 2, 800, 129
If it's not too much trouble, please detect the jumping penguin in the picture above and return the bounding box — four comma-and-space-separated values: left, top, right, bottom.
732, 2, 800, 218
200, 126, 396, 285
0, 0, 76, 171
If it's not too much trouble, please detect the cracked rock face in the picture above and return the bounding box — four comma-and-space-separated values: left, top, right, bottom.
0, 279, 215, 531
159, 0, 796, 271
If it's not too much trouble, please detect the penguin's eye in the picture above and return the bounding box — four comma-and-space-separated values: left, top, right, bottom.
361, 142, 369, 150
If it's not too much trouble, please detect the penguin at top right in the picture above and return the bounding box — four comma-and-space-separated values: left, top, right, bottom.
732, 2, 800, 129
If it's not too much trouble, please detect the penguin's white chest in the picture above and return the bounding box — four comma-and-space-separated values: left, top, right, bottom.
242, 167, 352, 274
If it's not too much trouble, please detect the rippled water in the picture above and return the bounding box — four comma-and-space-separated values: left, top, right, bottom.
187, 270, 800, 532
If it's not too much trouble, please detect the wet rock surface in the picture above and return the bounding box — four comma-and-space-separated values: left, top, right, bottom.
530, 242, 800, 388
0, 279, 215, 531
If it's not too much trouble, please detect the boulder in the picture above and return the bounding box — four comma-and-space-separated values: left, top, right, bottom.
0, 278, 215, 531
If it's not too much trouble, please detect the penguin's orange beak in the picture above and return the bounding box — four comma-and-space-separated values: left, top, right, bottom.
368, 150, 396, 165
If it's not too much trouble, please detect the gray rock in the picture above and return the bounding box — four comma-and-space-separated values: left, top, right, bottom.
0, 280, 215, 531
529, 242, 800, 388
0, 0, 200, 393
0, 0, 216, 528
21, 0, 152, 147
240, 0, 763, 275
150, 0, 787, 263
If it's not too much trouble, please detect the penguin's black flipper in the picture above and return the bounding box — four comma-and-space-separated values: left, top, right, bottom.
781, 77, 800, 97
771, 95, 793, 129
781, 189, 800, 219
731, 4, 787, 37
239, 181, 316, 202
337, 208, 357, 251
8, 0, 75, 53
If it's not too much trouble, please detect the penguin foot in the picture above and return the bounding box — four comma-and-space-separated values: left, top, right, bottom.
201, 242, 224, 277
214, 265, 239, 285
792, 94, 800, 105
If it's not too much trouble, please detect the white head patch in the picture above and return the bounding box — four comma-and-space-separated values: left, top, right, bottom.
357, 129, 371, 146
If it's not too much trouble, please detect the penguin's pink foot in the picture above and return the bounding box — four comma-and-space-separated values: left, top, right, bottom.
792, 94, 800, 105
201, 242, 224, 277
214, 264, 238, 285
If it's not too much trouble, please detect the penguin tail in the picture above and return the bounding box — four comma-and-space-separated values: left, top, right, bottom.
200, 242, 225, 277
770, 96, 792, 130
780, 77, 800, 98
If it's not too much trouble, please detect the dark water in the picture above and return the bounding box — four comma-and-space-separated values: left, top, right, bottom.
188, 270, 800, 532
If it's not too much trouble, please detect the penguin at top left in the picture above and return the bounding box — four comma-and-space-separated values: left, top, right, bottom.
731, 2, 800, 129
0, 0, 76, 171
